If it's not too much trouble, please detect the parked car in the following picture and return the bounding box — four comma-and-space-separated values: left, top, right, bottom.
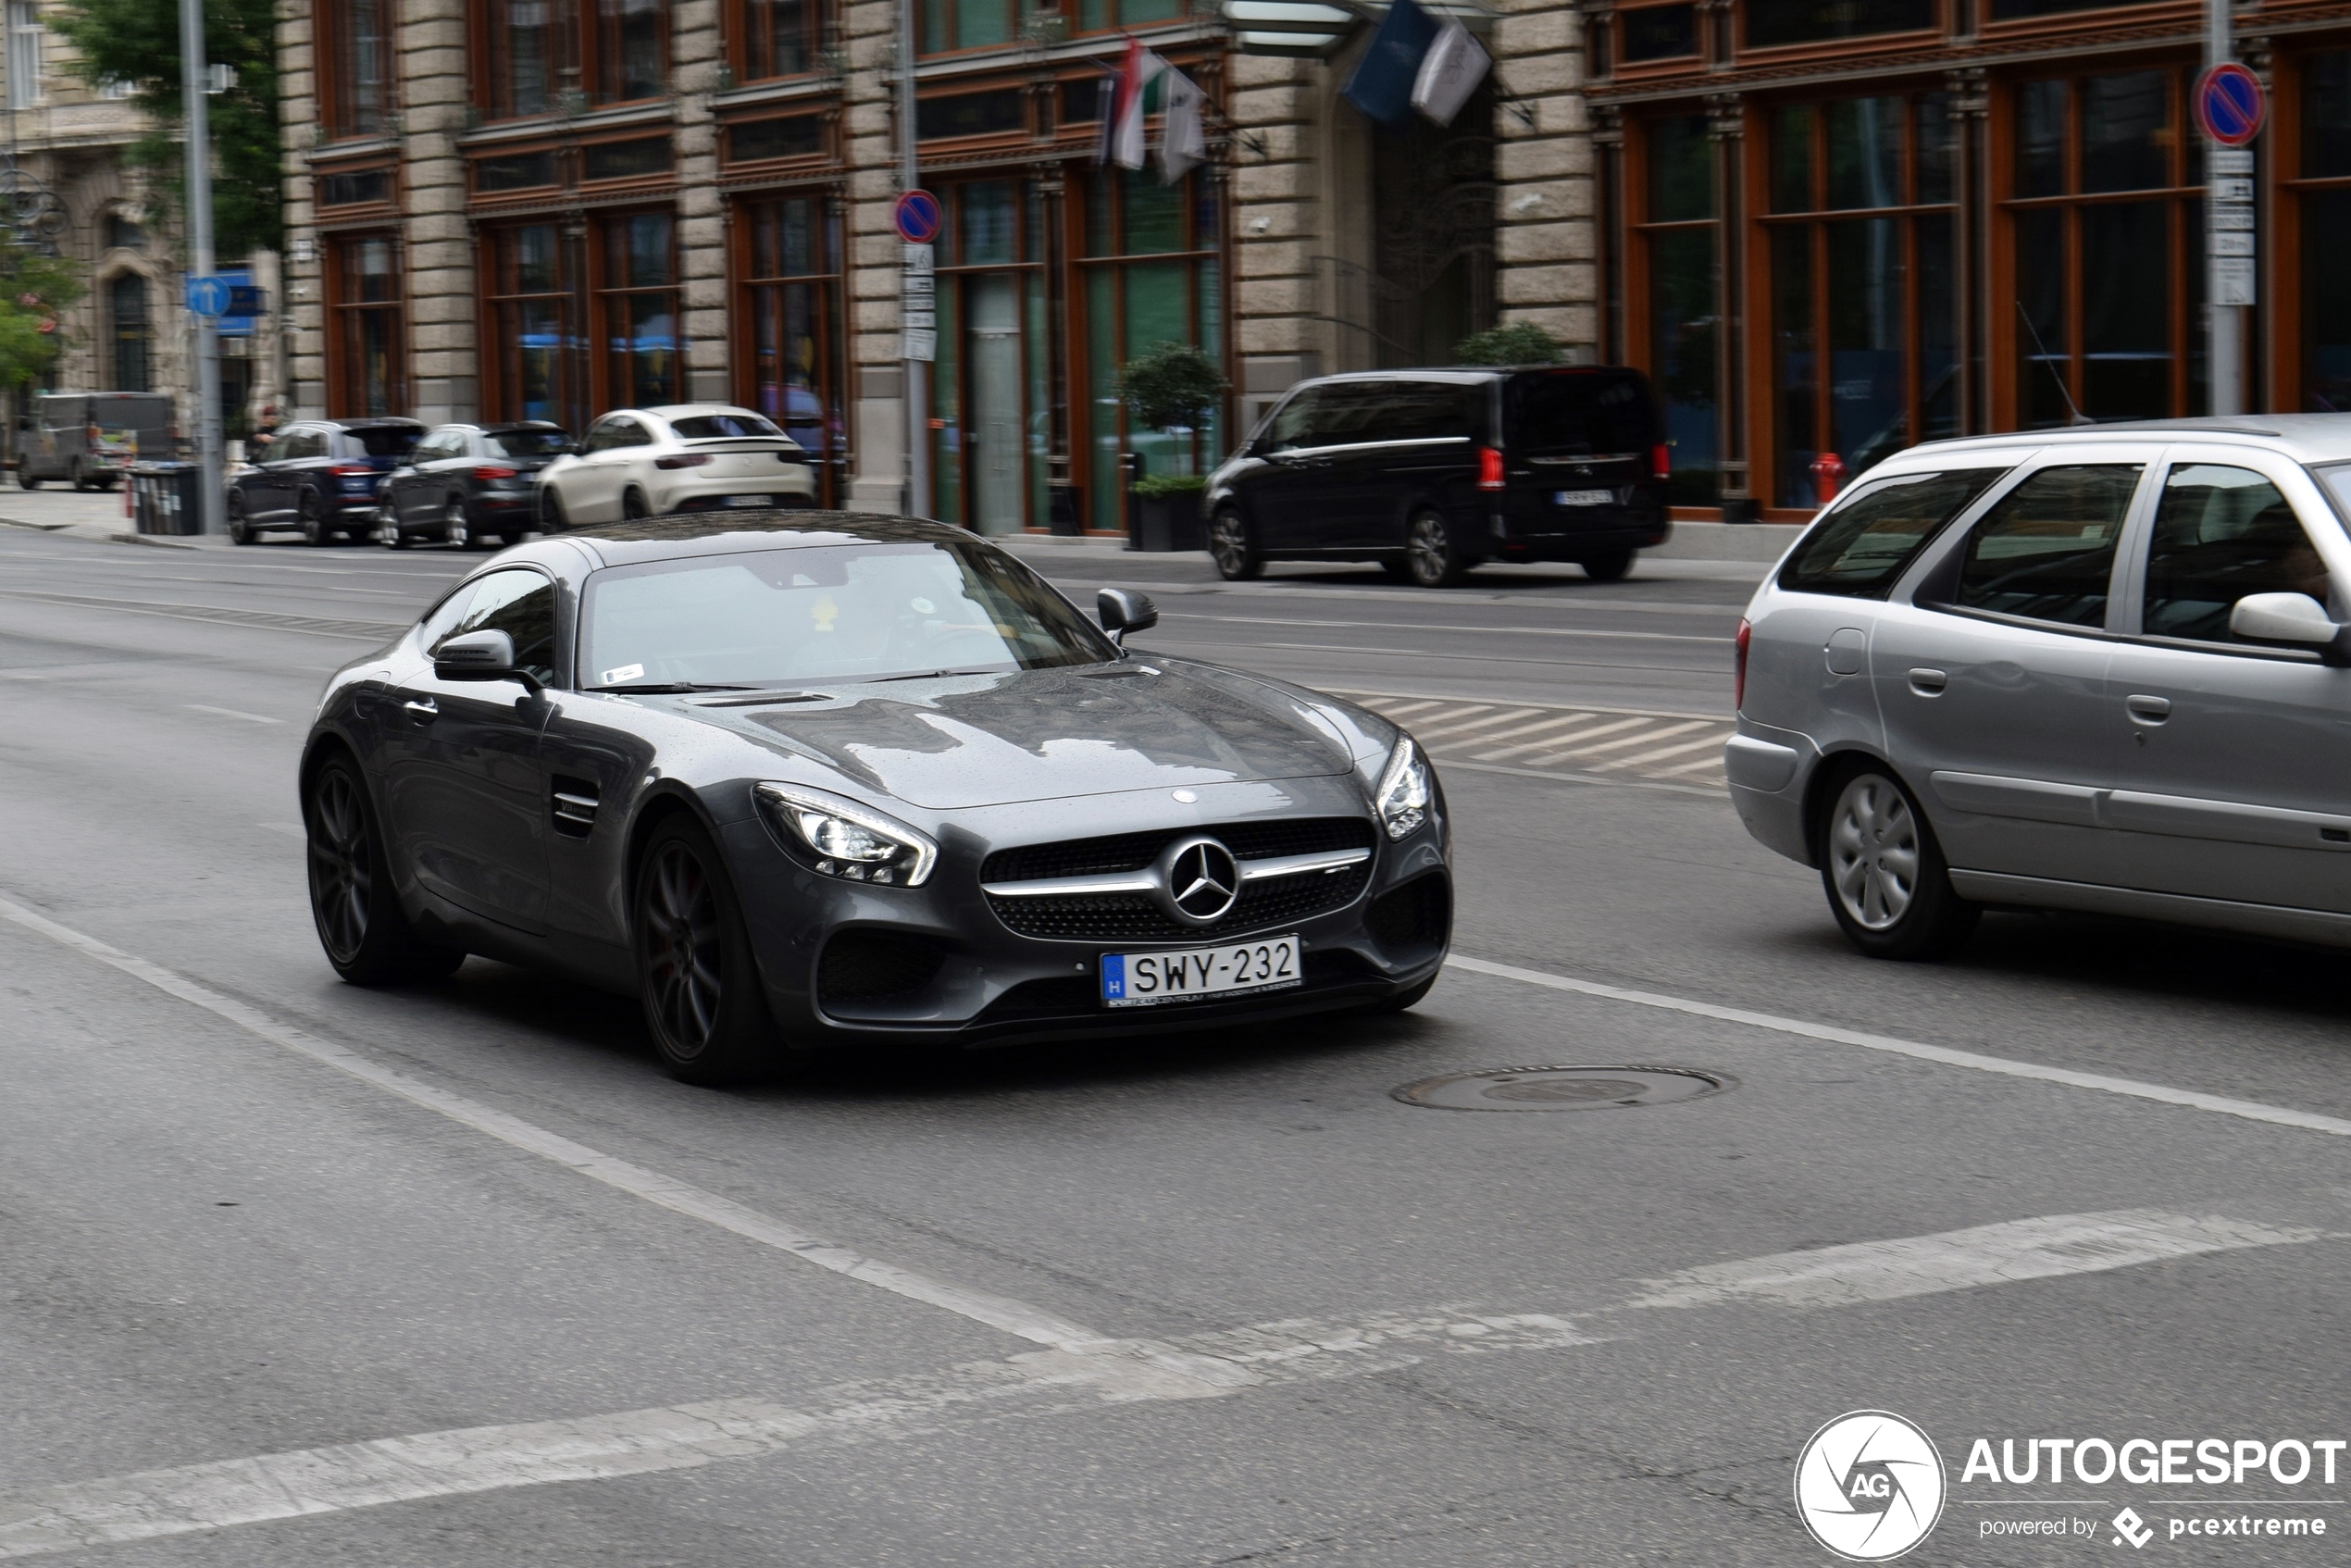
377, 421, 571, 550
297, 509, 1450, 1084
227, 418, 425, 545
1203, 367, 1671, 587
536, 405, 816, 529
17, 392, 176, 490
1731, 415, 2351, 961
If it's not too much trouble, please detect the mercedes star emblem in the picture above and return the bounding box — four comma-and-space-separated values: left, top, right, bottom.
1157, 836, 1241, 925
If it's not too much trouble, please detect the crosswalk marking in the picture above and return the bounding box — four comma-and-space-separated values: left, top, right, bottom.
1344, 691, 1734, 788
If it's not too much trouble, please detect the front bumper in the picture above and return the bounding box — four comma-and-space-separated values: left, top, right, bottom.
721, 774, 1451, 1051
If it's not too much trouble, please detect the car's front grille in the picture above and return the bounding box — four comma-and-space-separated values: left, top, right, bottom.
983, 817, 1377, 943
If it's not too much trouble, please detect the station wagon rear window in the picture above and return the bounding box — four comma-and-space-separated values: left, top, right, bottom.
1776, 467, 2008, 598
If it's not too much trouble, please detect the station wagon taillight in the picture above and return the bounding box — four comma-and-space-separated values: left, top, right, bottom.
329, 463, 372, 476
472, 465, 519, 481
1650, 443, 1672, 479
1476, 446, 1504, 492
1735, 617, 1752, 711
654, 453, 714, 469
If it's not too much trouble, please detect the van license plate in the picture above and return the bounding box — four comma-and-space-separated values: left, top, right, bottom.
1554, 489, 1612, 506
1100, 936, 1300, 1008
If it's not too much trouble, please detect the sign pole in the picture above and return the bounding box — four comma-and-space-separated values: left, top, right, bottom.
2207, 0, 2245, 417
180, 0, 223, 531
898, 0, 928, 519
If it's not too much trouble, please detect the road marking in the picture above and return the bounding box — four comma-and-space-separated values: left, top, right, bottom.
1475, 715, 1648, 759
1622, 1210, 2320, 1313
0, 1206, 2307, 1560
1654, 753, 1733, 777
1454, 712, 1596, 749
1528, 718, 1711, 761
0, 893, 1231, 1381
1591, 733, 1727, 771
1448, 953, 2351, 1139
185, 703, 283, 725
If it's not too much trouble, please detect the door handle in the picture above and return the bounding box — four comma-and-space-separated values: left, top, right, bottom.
402, 697, 440, 722
1907, 667, 1947, 696
2125, 693, 2171, 724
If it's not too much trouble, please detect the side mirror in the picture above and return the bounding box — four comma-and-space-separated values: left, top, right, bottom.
434, 628, 539, 688
2229, 591, 2345, 659
1097, 588, 1159, 645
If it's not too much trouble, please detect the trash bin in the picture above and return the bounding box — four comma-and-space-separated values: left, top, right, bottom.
131, 463, 204, 535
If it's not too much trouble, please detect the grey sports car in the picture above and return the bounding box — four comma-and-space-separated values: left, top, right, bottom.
300, 511, 1452, 1082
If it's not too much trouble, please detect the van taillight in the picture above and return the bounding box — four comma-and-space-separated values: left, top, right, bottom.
1650, 443, 1672, 479
1477, 446, 1505, 492
1735, 617, 1752, 711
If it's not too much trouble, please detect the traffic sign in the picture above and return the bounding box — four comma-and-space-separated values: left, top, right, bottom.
2195, 62, 2266, 148
184, 274, 230, 317
893, 189, 942, 245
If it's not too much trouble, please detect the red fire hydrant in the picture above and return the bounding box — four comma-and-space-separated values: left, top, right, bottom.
1810, 451, 1847, 505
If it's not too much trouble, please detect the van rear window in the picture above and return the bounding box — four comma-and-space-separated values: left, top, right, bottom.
1506, 371, 1655, 457
1777, 468, 2009, 598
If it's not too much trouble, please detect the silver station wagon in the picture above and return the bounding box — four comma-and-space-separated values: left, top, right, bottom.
1730, 417, 2351, 958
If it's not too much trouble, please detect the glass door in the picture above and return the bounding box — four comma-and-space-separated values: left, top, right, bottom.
966, 274, 1026, 534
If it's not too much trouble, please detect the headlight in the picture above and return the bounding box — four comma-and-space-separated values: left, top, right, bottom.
754, 783, 938, 887
1374, 736, 1431, 840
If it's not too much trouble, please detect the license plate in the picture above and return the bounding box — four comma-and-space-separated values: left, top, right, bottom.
725, 493, 773, 507
1101, 935, 1300, 1008
1554, 489, 1612, 506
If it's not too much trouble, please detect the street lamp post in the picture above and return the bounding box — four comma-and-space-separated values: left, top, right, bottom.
180, 0, 223, 532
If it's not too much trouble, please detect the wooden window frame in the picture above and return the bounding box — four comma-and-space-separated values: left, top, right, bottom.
323, 230, 410, 417
587, 0, 670, 106
918, 0, 1019, 58
479, 219, 585, 430
1623, 111, 1723, 515
475, 0, 571, 122
590, 206, 685, 408
317, 0, 394, 142
729, 0, 827, 82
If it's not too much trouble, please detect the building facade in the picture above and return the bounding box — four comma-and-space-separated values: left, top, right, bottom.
278, 0, 1598, 532
1586, 0, 2351, 520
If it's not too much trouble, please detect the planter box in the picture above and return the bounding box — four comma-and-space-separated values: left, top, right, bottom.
1128, 492, 1204, 553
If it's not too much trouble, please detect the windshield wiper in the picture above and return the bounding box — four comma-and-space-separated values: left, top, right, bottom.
873, 666, 1004, 682
592, 682, 760, 694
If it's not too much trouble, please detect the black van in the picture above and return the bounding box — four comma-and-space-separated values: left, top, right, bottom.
1201, 367, 1669, 587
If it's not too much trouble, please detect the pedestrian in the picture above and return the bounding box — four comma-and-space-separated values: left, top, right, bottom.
251, 404, 280, 455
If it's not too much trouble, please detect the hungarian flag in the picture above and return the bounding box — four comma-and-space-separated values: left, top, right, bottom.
1099, 37, 1165, 170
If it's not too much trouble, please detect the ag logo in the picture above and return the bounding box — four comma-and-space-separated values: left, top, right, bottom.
1794, 1410, 1947, 1562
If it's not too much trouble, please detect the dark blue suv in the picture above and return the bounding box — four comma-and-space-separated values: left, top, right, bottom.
228, 418, 424, 545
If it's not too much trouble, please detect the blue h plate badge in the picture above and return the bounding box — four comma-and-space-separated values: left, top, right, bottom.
1100, 953, 1127, 1002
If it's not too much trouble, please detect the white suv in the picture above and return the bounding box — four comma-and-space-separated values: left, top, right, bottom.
538, 405, 816, 527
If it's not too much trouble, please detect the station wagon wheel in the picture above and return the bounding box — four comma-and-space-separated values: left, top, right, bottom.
297, 491, 330, 546
633, 818, 778, 1085
1209, 508, 1263, 580
1406, 509, 1471, 588
1820, 766, 1979, 960
623, 488, 652, 520
444, 498, 471, 550
305, 754, 464, 984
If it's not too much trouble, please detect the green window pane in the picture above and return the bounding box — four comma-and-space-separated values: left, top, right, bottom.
1122, 172, 1185, 254
1121, 0, 1182, 20
1772, 224, 1816, 505
1771, 104, 1813, 213
1824, 97, 1904, 210
1087, 268, 1120, 529
961, 180, 1017, 265
1085, 171, 1115, 257
932, 278, 962, 525
954, 0, 1011, 48
2015, 79, 2067, 198
1079, 0, 1109, 28
1647, 115, 1713, 224
1123, 259, 1190, 477
1027, 271, 1050, 529
923, 0, 948, 51
1649, 225, 1717, 504
2307, 52, 2351, 180
2081, 71, 2169, 193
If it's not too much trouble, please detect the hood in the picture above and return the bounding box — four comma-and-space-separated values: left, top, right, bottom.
685, 661, 1355, 810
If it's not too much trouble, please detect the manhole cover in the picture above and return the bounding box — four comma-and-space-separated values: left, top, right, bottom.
1392, 1064, 1734, 1113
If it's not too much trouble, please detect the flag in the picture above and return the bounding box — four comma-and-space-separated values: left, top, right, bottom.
1411, 16, 1490, 128
1159, 67, 1205, 182
1342, 0, 1439, 127
1103, 37, 1165, 170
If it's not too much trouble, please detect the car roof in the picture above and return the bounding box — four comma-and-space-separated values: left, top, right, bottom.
628, 404, 770, 421
325, 417, 424, 429
483, 419, 566, 431
539, 508, 982, 569
1898, 414, 2351, 467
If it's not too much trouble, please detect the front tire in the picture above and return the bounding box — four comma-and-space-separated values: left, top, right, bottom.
1208, 508, 1263, 580
444, 497, 473, 550
622, 488, 652, 521
1581, 544, 1635, 582
1405, 508, 1474, 588
633, 818, 779, 1085
306, 755, 466, 984
1819, 766, 1980, 960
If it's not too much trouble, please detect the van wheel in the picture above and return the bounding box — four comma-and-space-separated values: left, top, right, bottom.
17, 467, 36, 490
1819, 766, 1979, 960
1208, 508, 1263, 580
1581, 545, 1635, 583
1405, 510, 1473, 588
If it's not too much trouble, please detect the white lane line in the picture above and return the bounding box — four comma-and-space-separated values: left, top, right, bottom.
1410, 709, 1550, 743
1396, 703, 1491, 735
1474, 715, 1650, 760
1622, 1211, 2320, 1313
1364, 698, 1446, 719
1653, 753, 1731, 777
1590, 732, 1731, 771
185, 703, 283, 725
1331, 688, 1727, 725
1449, 712, 1595, 750
0, 892, 1224, 1375
0, 1204, 2308, 1560
1448, 953, 2351, 1139
1527, 718, 1710, 761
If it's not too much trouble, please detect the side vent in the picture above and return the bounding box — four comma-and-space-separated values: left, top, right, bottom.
550, 776, 600, 839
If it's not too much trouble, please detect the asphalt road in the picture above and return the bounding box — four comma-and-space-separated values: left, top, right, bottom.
4, 528, 2349, 1566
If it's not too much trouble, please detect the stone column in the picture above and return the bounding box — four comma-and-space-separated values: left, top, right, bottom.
842, 0, 905, 512
1228, 52, 1324, 432
1492, 0, 1596, 359
399, 0, 475, 422
279, 2, 325, 417
675, 0, 729, 404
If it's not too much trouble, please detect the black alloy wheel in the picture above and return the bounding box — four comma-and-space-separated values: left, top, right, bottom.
1209, 509, 1263, 580
15, 465, 35, 490
633, 818, 779, 1085
1581, 544, 1635, 583
305, 755, 465, 984
1817, 765, 1980, 961
541, 489, 568, 533
622, 488, 652, 521
227, 493, 255, 545
297, 491, 330, 546
1405, 509, 1471, 588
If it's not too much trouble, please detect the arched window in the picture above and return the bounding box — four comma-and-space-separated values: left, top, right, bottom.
108, 273, 151, 392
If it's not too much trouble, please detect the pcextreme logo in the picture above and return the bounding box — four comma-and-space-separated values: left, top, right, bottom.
1795, 1410, 1949, 1562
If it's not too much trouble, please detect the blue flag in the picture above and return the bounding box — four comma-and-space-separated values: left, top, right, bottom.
1342, 0, 1441, 127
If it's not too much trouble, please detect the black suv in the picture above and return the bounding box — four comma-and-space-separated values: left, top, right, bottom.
376, 421, 571, 549
228, 418, 425, 546
1202, 367, 1669, 586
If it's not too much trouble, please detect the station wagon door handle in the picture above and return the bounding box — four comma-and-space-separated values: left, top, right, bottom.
1907, 667, 1947, 696
2125, 693, 2171, 724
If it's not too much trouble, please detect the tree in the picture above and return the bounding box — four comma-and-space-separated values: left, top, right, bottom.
1454, 322, 1567, 367
48, 0, 281, 258
1117, 340, 1226, 474
0, 246, 84, 392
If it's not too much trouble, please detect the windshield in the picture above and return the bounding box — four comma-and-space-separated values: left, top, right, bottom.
351, 427, 422, 457
579, 539, 1117, 689
487, 428, 571, 457
671, 413, 785, 441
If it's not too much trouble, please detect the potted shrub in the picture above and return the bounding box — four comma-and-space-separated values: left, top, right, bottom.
1453, 321, 1567, 366
1131, 472, 1208, 553
1116, 341, 1225, 551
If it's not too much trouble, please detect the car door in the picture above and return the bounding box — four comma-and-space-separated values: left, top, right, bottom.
576, 415, 650, 523
380, 566, 559, 932
1291, 382, 1389, 551
1352, 380, 1479, 551
255, 426, 316, 520
394, 429, 452, 526
1870, 449, 2155, 888
1247, 387, 1338, 553
2099, 445, 2351, 914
